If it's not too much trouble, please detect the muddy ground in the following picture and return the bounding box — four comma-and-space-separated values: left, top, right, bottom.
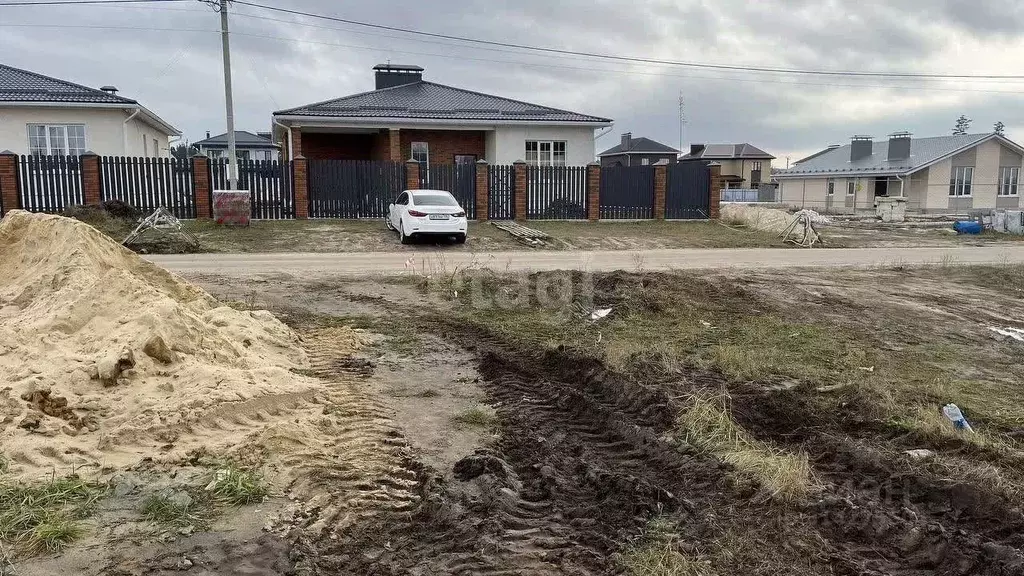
13, 264, 1024, 575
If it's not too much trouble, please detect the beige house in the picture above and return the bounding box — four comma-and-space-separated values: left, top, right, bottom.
679, 143, 775, 188
0, 64, 179, 158
775, 132, 1023, 213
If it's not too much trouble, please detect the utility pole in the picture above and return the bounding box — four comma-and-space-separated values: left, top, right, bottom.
218, 0, 237, 189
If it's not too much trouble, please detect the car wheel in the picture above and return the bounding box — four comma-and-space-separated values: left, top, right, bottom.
400, 223, 413, 245
385, 215, 395, 231
454, 234, 467, 244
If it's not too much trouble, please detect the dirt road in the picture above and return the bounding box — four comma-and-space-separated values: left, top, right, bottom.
147, 245, 1024, 275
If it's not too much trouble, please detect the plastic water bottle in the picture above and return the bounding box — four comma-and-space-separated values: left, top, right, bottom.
942, 403, 974, 432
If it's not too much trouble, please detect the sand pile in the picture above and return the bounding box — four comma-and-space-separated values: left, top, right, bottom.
0, 211, 332, 480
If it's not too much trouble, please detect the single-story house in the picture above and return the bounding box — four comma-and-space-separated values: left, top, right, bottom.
598, 133, 679, 167
0, 63, 179, 157
679, 143, 774, 188
194, 130, 280, 162
271, 64, 612, 166
774, 132, 1023, 213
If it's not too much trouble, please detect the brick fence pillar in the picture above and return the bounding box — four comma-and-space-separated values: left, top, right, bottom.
0, 151, 19, 216
475, 160, 489, 221
513, 160, 527, 221
587, 162, 601, 222
293, 155, 309, 219
80, 152, 101, 207
653, 160, 668, 220
709, 162, 722, 219
405, 159, 420, 191
192, 154, 211, 219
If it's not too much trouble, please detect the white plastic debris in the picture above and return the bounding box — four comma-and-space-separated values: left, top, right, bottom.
590, 308, 612, 321
989, 327, 1024, 342
942, 403, 974, 432
904, 449, 936, 461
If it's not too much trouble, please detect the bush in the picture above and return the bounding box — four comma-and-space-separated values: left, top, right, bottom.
100, 199, 141, 220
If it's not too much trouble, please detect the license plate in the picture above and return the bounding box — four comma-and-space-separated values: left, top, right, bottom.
428, 214, 449, 220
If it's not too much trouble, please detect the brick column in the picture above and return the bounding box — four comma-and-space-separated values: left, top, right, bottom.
0, 151, 20, 216
290, 128, 303, 160
389, 129, 401, 162
586, 162, 601, 222
475, 160, 488, 221
405, 159, 420, 191
653, 160, 668, 220
294, 155, 309, 219
192, 154, 211, 219
513, 160, 527, 221
79, 152, 101, 207
709, 162, 722, 219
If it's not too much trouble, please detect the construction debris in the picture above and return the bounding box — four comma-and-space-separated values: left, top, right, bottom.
122, 206, 199, 250
491, 221, 550, 246
780, 209, 828, 247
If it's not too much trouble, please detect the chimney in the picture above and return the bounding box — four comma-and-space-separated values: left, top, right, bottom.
621, 132, 632, 150
690, 144, 706, 157
373, 64, 424, 90
206, 131, 211, 139
851, 135, 873, 162
887, 131, 912, 162
99, 85, 118, 95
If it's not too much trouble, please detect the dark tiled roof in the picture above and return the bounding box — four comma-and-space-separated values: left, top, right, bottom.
274, 81, 611, 123
776, 133, 1001, 177
598, 136, 679, 156
195, 130, 278, 148
0, 63, 136, 104
681, 143, 775, 160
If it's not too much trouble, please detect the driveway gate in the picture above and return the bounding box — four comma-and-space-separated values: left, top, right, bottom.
666, 161, 710, 219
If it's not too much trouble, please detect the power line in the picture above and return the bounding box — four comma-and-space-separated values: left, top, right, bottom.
0, 0, 186, 5
231, 0, 1024, 81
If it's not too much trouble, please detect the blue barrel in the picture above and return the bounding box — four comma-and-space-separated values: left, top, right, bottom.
953, 221, 983, 234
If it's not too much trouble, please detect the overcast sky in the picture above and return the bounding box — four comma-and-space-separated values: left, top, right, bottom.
2, 0, 1022, 163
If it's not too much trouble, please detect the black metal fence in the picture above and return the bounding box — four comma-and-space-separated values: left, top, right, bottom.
100, 156, 195, 219
421, 163, 476, 218
308, 159, 406, 218
526, 165, 588, 219
666, 161, 711, 219
211, 159, 294, 219
489, 164, 515, 220
599, 165, 654, 219
16, 155, 82, 213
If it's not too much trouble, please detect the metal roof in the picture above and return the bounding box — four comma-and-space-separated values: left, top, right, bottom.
0, 63, 137, 104
274, 80, 611, 124
598, 136, 679, 156
775, 133, 1009, 178
680, 143, 775, 160
194, 130, 278, 148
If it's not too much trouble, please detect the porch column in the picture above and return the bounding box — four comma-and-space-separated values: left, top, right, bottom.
653, 160, 668, 220
294, 155, 309, 219
389, 129, 402, 162
587, 162, 601, 222
513, 160, 527, 221
475, 160, 489, 221
290, 128, 303, 160
709, 162, 722, 219
0, 151, 18, 216
405, 159, 420, 191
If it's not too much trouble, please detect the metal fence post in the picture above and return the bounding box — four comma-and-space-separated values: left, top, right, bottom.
0, 151, 18, 216
653, 160, 668, 220
587, 162, 601, 222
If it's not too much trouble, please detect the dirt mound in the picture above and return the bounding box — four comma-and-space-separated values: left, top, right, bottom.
0, 210, 345, 480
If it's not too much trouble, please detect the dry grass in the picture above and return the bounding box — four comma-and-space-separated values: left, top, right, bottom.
676, 391, 814, 502
452, 405, 498, 428
621, 517, 716, 576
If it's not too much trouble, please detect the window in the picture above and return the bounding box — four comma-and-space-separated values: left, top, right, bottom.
827, 179, 835, 196
412, 193, 458, 206
411, 142, 429, 168
27, 124, 86, 156
751, 161, 762, 171
525, 140, 566, 166
949, 166, 974, 197
153, 138, 159, 157
208, 149, 223, 159
395, 192, 409, 205
847, 181, 856, 196
143, 135, 148, 156
641, 158, 650, 166
1000, 167, 1019, 196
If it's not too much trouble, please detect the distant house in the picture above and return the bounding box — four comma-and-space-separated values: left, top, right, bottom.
597, 133, 679, 167
271, 64, 612, 167
774, 132, 1024, 212
194, 130, 280, 162
679, 143, 775, 189
0, 63, 179, 157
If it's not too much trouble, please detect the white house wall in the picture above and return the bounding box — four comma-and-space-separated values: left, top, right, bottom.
491, 125, 596, 165
0, 106, 168, 157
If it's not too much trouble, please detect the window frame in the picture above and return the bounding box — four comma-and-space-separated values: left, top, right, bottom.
26, 123, 87, 156
751, 161, 762, 171
999, 166, 1019, 197
411, 141, 429, 169
525, 140, 567, 167
827, 179, 835, 196
949, 166, 974, 197
846, 181, 856, 196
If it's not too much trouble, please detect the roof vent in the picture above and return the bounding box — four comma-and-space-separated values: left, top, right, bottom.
887, 131, 912, 161
851, 135, 873, 162
373, 64, 423, 90
99, 85, 118, 95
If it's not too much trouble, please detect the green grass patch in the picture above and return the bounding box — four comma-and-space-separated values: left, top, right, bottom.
452, 405, 497, 428
141, 492, 211, 529
205, 465, 268, 506
0, 476, 103, 554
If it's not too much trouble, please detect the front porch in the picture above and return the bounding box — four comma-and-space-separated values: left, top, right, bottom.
282, 127, 487, 166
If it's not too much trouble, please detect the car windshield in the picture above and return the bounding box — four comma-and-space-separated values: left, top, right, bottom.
413, 194, 458, 206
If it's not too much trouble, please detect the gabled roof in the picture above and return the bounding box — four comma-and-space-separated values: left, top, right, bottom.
0, 63, 136, 104
273, 80, 611, 124
598, 136, 679, 156
195, 130, 278, 149
775, 133, 1021, 178
680, 143, 775, 160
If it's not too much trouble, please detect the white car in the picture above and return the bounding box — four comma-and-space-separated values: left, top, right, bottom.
386, 189, 468, 245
